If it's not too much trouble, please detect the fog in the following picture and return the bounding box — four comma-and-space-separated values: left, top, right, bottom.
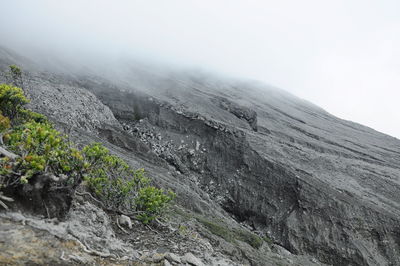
0, 0, 399, 138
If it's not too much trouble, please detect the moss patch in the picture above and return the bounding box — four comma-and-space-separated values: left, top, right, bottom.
195, 216, 264, 249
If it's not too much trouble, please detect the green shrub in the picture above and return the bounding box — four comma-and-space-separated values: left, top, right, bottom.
3, 121, 85, 184
0, 84, 29, 121
83, 143, 149, 209
9, 65, 22, 80
5, 65, 23, 88
83, 143, 175, 223
136, 186, 176, 224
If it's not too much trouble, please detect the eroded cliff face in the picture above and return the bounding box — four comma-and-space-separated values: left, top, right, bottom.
1, 47, 400, 266
82, 74, 400, 266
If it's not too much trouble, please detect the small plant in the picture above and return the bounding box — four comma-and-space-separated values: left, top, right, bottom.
9, 65, 22, 80
83, 143, 148, 209
3, 121, 85, 185
263, 234, 274, 245
178, 224, 188, 235
0, 83, 29, 121
135, 186, 176, 224
4, 65, 24, 88
83, 143, 175, 223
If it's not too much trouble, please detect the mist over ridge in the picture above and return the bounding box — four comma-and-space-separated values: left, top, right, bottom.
0, 0, 399, 138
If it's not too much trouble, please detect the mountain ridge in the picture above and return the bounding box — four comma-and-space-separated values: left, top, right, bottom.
0, 45, 399, 265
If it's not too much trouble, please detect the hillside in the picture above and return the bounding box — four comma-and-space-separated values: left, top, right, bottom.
0, 46, 399, 266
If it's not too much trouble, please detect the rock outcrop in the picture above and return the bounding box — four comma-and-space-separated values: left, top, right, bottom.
86, 74, 400, 266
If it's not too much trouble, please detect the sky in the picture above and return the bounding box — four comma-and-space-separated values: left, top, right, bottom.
0, 0, 399, 138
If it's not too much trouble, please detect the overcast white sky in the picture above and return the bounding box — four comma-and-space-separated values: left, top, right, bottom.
1, 0, 399, 138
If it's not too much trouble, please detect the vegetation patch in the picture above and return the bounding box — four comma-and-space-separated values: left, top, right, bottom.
83, 143, 175, 223
0, 66, 175, 222
195, 216, 264, 249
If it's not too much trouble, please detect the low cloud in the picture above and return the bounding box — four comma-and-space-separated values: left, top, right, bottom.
0, 0, 399, 137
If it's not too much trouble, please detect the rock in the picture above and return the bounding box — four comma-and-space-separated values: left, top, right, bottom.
119, 215, 132, 229
163, 259, 173, 266
217, 97, 258, 131
165, 252, 181, 263
151, 253, 165, 263
66, 202, 135, 258
182, 253, 204, 266
24, 82, 121, 132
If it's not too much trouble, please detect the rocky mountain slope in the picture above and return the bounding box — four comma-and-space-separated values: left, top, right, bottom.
0, 46, 399, 266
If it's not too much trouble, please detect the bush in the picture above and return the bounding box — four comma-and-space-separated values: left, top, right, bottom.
83, 143, 175, 223
83, 143, 149, 210
3, 121, 85, 185
3, 65, 24, 88
9, 65, 22, 80
0, 84, 29, 121
136, 186, 176, 224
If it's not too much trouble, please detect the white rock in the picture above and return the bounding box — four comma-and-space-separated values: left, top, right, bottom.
119, 214, 132, 229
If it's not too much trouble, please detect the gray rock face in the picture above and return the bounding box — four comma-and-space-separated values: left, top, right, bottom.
0, 201, 138, 264
1, 46, 400, 266
215, 96, 258, 131
6, 73, 121, 132
89, 74, 400, 266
